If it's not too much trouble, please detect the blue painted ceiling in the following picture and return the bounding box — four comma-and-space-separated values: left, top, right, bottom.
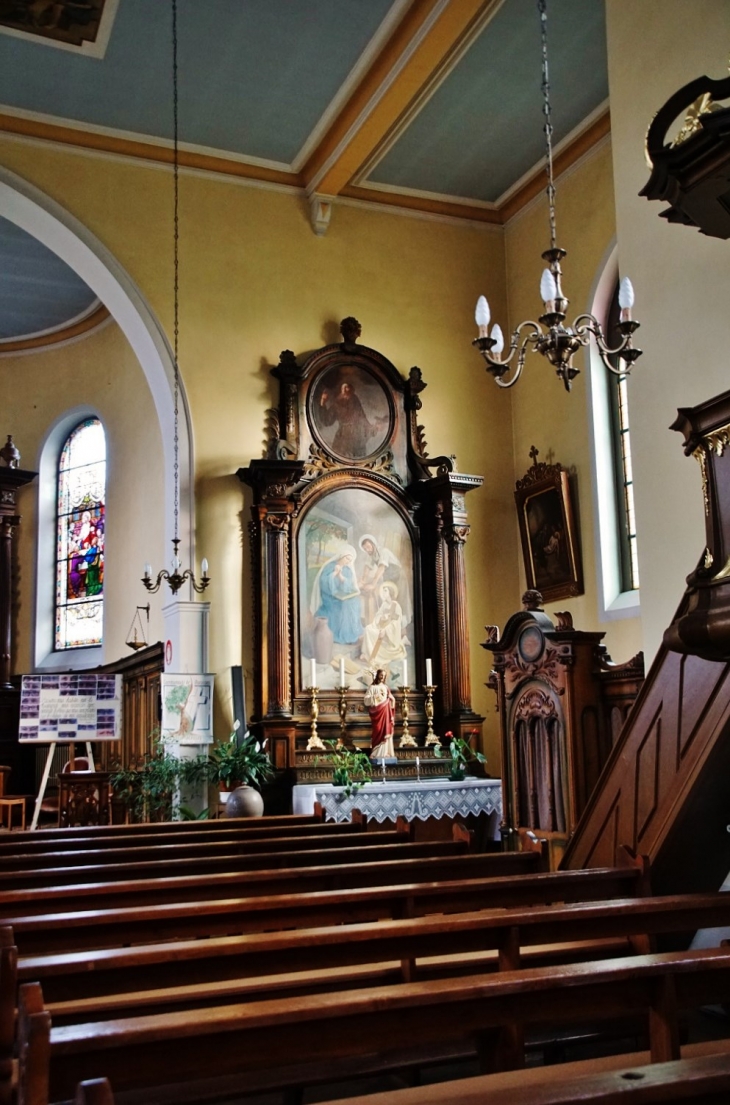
0, 0, 608, 339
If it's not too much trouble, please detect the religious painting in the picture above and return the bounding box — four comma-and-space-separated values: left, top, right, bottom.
298, 487, 414, 692
309, 364, 393, 463
0, 0, 119, 55
515, 453, 582, 604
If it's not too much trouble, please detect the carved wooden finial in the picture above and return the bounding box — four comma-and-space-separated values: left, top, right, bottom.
529, 445, 540, 467
555, 610, 574, 630
0, 436, 19, 469
340, 317, 362, 344
522, 589, 543, 611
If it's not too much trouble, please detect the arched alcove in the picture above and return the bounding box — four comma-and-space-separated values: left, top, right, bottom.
0, 163, 196, 586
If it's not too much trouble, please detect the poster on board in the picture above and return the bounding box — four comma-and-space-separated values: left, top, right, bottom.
19, 674, 122, 743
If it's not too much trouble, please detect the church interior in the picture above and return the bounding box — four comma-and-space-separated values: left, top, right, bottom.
2, 0, 730, 1102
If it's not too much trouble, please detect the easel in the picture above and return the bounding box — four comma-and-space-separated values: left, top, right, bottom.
30, 741, 96, 831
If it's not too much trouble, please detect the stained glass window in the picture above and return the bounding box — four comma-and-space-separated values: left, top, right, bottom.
55, 418, 106, 650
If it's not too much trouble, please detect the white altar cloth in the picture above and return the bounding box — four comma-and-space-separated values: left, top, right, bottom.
292, 776, 502, 829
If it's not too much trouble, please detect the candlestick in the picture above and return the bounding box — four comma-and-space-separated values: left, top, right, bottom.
310, 657, 317, 689
423, 683, 439, 746
398, 686, 417, 748
381, 757, 387, 781
416, 754, 421, 782
339, 656, 346, 687
425, 658, 433, 685
338, 682, 348, 748
402, 658, 408, 688
305, 686, 325, 751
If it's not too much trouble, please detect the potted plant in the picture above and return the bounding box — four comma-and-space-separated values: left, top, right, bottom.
204, 726, 274, 817
435, 730, 487, 781
318, 740, 373, 798
110, 738, 188, 822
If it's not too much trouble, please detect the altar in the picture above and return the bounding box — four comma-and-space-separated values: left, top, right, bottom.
292, 777, 502, 843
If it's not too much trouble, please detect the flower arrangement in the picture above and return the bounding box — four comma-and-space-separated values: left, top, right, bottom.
435, 729, 487, 781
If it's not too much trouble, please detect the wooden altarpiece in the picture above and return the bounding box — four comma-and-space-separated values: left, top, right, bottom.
238, 318, 484, 775
483, 590, 644, 867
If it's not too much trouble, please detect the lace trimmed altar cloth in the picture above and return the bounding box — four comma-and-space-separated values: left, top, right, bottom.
292, 777, 502, 826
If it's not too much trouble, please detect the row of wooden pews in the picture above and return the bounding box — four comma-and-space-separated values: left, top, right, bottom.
2, 812, 730, 1104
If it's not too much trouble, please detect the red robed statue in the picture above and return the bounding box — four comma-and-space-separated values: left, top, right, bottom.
364, 669, 395, 760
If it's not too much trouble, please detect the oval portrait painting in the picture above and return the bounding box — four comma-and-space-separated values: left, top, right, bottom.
310, 364, 392, 462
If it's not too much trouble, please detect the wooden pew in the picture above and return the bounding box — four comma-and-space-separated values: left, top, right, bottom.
0, 827, 410, 870
0, 818, 367, 855
0, 837, 472, 891
1, 864, 651, 954
17, 893, 730, 1017
16, 948, 730, 1103
11, 813, 324, 842
0, 850, 562, 918
324, 1053, 730, 1105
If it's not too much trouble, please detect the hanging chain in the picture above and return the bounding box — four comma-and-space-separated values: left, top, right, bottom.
538, 0, 557, 251
172, 0, 180, 547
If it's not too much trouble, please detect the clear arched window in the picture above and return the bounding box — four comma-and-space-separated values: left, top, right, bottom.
606, 282, 639, 592
55, 418, 106, 650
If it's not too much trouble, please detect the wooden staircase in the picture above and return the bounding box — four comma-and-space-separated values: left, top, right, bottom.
563, 389, 730, 894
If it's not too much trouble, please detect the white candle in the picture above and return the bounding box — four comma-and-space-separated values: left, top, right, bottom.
425, 658, 433, 685
310, 658, 317, 688
402, 659, 408, 687
339, 657, 346, 687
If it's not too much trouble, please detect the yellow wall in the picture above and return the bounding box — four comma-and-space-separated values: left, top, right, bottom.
5, 319, 166, 667
606, 0, 730, 660
503, 139, 643, 666
0, 136, 516, 763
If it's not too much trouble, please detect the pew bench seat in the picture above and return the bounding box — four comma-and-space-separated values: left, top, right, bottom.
17, 949, 730, 1104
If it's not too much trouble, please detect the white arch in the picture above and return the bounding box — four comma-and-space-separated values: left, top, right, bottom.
0, 162, 195, 587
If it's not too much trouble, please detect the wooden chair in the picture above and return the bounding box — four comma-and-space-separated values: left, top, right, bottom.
0, 765, 26, 831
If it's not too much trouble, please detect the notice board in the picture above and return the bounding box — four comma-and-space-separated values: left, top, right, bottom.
19, 673, 122, 743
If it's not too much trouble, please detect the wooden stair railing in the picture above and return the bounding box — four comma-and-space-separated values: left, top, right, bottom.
563, 388, 730, 894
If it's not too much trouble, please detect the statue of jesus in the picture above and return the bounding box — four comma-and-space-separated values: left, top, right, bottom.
364, 669, 395, 760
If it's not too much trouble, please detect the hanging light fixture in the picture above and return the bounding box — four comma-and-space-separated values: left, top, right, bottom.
473, 0, 642, 392
143, 0, 210, 597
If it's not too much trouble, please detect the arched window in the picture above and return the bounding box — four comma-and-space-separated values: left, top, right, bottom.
587, 247, 640, 620
55, 418, 106, 650
606, 282, 639, 593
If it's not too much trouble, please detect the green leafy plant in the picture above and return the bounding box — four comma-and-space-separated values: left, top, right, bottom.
110, 738, 190, 822
204, 729, 274, 792
434, 730, 487, 781
317, 741, 373, 798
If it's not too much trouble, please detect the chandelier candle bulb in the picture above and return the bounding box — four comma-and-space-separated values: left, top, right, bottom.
201, 558, 208, 575
475, 295, 491, 337
144, 563, 151, 578
540, 267, 558, 305
491, 324, 505, 355
425, 658, 433, 685
618, 276, 635, 321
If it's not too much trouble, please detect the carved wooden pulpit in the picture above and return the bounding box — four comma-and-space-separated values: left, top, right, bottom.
239, 318, 484, 778
484, 591, 643, 867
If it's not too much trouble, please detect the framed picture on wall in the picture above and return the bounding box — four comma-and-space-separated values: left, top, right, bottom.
514, 449, 583, 603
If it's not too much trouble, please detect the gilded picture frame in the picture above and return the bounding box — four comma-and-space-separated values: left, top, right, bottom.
514, 451, 583, 603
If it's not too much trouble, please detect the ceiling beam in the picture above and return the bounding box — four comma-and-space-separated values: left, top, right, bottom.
302, 0, 502, 198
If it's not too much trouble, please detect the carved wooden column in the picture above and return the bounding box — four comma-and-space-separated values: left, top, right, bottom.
0, 466, 37, 689
664, 389, 730, 659
261, 508, 294, 716
418, 463, 484, 740
238, 459, 305, 727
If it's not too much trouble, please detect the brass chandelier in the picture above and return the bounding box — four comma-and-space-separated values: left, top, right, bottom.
473, 0, 642, 392
143, 0, 210, 597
